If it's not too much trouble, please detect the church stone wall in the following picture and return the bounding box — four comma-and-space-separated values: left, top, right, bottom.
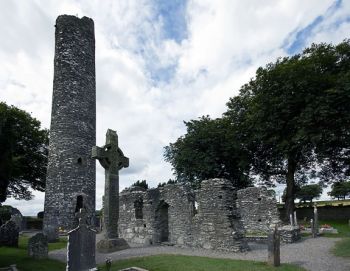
119, 179, 249, 252
190, 179, 248, 251
237, 187, 281, 234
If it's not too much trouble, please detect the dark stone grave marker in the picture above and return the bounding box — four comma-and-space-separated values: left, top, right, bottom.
268, 224, 280, 267
28, 233, 48, 259
0, 220, 19, 247
66, 208, 97, 271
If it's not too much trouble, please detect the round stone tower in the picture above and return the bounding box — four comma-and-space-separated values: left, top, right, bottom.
43, 15, 96, 241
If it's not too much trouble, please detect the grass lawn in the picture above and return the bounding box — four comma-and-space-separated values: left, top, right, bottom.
18, 235, 68, 251
0, 235, 66, 271
319, 220, 350, 238
332, 238, 350, 258
98, 255, 306, 271
0, 236, 307, 271
315, 219, 350, 258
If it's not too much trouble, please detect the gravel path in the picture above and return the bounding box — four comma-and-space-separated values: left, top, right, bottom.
49, 237, 350, 271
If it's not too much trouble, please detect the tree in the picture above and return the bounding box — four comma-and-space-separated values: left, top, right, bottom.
328, 181, 350, 200
225, 40, 350, 219
131, 180, 149, 190
158, 179, 177, 188
295, 184, 323, 203
164, 116, 252, 189
0, 102, 48, 202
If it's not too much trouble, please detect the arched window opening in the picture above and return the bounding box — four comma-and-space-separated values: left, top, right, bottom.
134, 198, 143, 219
75, 195, 84, 213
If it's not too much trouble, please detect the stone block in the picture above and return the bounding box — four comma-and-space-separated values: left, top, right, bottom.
28, 233, 48, 259
0, 221, 19, 247
66, 216, 96, 271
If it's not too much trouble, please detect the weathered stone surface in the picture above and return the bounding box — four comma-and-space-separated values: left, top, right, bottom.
119, 179, 249, 252
267, 225, 280, 267
0, 221, 19, 247
93, 129, 129, 252
237, 187, 281, 235
312, 207, 319, 238
43, 15, 96, 242
66, 209, 96, 271
28, 233, 48, 259
10, 214, 24, 231
279, 225, 301, 243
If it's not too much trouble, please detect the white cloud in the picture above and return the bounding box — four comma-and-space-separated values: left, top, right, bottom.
1, 0, 349, 215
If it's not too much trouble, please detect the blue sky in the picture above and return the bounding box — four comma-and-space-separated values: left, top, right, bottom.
285, 0, 348, 54
155, 0, 188, 43
0, 0, 349, 215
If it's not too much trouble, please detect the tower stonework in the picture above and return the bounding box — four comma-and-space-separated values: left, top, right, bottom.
43, 15, 96, 241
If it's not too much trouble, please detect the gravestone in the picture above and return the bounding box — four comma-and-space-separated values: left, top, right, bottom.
28, 233, 48, 259
0, 221, 19, 247
293, 211, 298, 226
311, 206, 319, 238
92, 129, 130, 253
10, 214, 23, 231
66, 208, 97, 271
267, 224, 280, 267
311, 219, 316, 238
313, 206, 318, 237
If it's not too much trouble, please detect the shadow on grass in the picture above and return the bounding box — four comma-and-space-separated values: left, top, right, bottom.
0, 235, 66, 271
97, 255, 306, 271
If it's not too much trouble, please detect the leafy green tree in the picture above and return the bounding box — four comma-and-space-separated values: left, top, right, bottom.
295, 184, 323, 203
328, 181, 350, 200
164, 116, 252, 189
131, 180, 149, 190
225, 41, 350, 219
0, 102, 48, 202
158, 179, 177, 188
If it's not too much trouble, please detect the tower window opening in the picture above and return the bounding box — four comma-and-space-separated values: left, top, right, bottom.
75, 195, 84, 213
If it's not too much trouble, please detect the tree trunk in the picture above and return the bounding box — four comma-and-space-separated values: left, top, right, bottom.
0, 145, 12, 202
285, 157, 296, 221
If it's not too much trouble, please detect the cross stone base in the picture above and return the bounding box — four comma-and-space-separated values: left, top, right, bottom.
97, 238, 129, 253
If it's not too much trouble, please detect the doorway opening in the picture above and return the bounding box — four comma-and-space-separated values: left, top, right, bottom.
155, 200, 169, 243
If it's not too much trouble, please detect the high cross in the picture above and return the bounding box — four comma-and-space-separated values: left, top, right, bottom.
92, 129, 129, 239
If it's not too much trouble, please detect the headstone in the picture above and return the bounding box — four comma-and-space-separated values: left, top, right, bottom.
313, 206, 318, 235
267, 224, 280, 267
0, 221, 19, 247
10, 214, 23, 231
289, 214, 294, 226
28, 233, 48, 259
293, 211, 298, 227
92, 129, 130, 253
311, 218, 316, 238
66, 208, 97, 271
